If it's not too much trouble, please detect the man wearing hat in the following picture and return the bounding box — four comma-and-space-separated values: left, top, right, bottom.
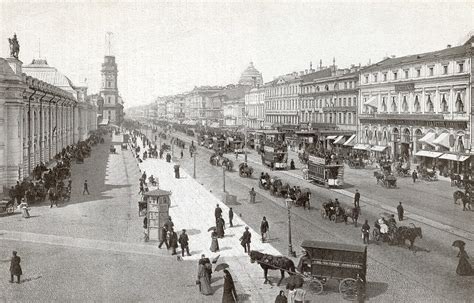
214, 204, 222, 224
10, 251, 22, 284
164, 216, 174, 232
178, 229, 191, 257
240, 227, 252, 253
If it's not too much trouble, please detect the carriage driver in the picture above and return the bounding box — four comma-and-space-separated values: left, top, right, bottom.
297, 249, 311, 274
260, 173, 267, 186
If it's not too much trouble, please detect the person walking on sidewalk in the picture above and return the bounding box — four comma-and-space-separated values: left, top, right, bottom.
178, 229, 191, 257
169, 227, 178, 255
354, 189, 360, 208
83, 180, 90, 195
210, 230, 219, 252
229, 208, 234, 227
8, 251, 22, 284
216, 216, 225, 238
158, 225, 169, 249
412, 170, 418, 183
361, 220, 370, 244
164, 216, 174, 231
397, 202, 404, 221
260, 217, 269, 243
240, 227, 251, 253
214, 204, 222, 223
249, 187, 256, 204
222, 269, 238, 303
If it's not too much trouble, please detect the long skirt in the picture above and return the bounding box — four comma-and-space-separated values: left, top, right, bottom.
199, 275, 213, 295
456, 255, 473, 276
210, 238, 219, 252
21, 208, 30, 218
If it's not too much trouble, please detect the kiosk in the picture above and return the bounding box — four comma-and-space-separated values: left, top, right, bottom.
140, 189, 171, 242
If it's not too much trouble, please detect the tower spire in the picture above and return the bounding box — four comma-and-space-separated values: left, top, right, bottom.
106, 32, 113, 55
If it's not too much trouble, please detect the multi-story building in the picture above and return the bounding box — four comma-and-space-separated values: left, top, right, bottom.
244, 86, 265, 129
0, 54, 97, 192
264, 73, 302, 127
238, 62, 263, 87
222, 85, 252, 126
99, 56, 124, 125
187, 86, 223, 125
358, 36, 473, 174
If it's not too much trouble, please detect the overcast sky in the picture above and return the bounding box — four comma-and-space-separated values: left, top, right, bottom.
1, 1, 473, 108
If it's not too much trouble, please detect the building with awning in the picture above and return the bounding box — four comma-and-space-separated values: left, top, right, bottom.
432, 133, 450, 149
371, 145, 388, 152
439, 153, 470, 162
333, 135, 345, 145
353, 143, 371, 151
415, 150, 443, 158
418, 132, 436, 147
343, 134, 356, 146
326, 135, 337, 140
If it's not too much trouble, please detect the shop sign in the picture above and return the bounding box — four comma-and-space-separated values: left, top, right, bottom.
395, 83, 415, 92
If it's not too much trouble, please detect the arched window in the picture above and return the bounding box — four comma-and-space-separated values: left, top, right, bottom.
414, 96, 421, 112
441, 94, 448, 112
455, 93, 464, 112
381, 97, 387, 112
403, 129, 410, 143
391, 97, 398, 112
426, 95, 434, 112
457, 135, 465, 153
325, 85, 329, 91
402, 96, 408, 112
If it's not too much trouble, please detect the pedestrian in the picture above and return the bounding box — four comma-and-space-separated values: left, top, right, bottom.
275, 290, 288, 303
164, 216, 174, 231
138, 183, 144, 195
355, 273, 366, 302
158, 225, 169, 249
222, 269, 238, 303
19, 200, 30, 219
210, 230, 219, 252
178, 229, 191, 257
456, 244, 473, 276
83, 180, 90, 195
215, 204, 222, 223
197, 256, 212, 295
293, 287, 306, 303
361, 220, 370, 244
397, 202, 404, 221
235, 152, 238, 160
240, 226, 251, 253
229, 207, 234, 227
260, 216, 269, 242
216, 216, 225, 238
9, 251, 22, 284
354, 189, 360, 208
249, 187, 256, 204
412, 170, 418, 183
180, 150, 184, 159
168, 227, 178, 255
174, 165, 180, 179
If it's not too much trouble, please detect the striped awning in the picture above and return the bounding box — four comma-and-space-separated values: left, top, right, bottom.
418, 132, 436, 147
327, 135, 337, 140
433, 133, 450, 149
343, 135, 356, 147
333, 136, 345, 145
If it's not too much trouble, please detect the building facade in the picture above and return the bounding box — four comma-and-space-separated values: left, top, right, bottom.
99, 56, 124, 125
221, 85, 251, 126
264, 73, 302, 126
358, 38, 473, 174
244, 86, 265, 129
0, 56, 97, 192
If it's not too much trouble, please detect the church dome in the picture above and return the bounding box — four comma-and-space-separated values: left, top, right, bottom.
238, 62, 263, 86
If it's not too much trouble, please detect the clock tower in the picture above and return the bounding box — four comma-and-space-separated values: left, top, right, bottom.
99, 56, 123, 124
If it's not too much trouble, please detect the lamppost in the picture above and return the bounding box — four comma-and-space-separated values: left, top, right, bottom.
244, 111, 248, 163
222, 166, 226, 192
285, 197, 296, 257
193, 151, 197, 179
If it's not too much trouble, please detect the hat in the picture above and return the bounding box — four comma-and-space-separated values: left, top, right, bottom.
12, 251, 17, 255
245, 226, 249, 230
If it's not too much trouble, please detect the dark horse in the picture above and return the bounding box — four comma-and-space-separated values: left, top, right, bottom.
396, 223, 423, 250
249, 250, 295, 286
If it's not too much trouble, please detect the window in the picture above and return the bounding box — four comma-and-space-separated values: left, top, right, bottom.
383, 73, 387, 81
455, 93, 464, 112
441, 94, 448, 112
343, 98, 346, 106
414, 96, 421, 112
344, 82, 347, 89
364, 75, 369, 83
443, 65, 448, 75
381, 97, 387, 112
325, 85, 329, 91
429, 67, 434, 76
426, 95, 433, 112
459, 63, 464, 73
373, 74, 378, 82
404, 70, 409, 79
402, 96, 408, 112
391, 97, 398, 112
393, 71, 398, 80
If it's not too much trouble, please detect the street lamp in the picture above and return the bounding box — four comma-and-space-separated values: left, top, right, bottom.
285, 197, 296, 257
193, 150, 197, 179
222, 166, 226, 192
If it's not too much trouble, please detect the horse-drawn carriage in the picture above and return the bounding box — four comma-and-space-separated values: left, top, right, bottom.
347, 158, 365, 169
0, 200, 15, 215
395, 165, 411, 177
270, 178, 290, 197
289, 187, 311, 209
320, 200, 360, 225
374, 171, 397, 188
110, 145, 116, 153
238, 163, 253, 178
419, 168, 437, 181
298, 240, 367, 300
209, 154, 233, 171
372, 219, 423, 250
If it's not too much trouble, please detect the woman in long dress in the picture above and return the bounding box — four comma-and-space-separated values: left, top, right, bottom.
456, 246, 473, 276
19, 200, 30, 218
197, 263, 213, 295
216, 217, 225, 238
210, 231, 220, 252
222, 269, 237, 303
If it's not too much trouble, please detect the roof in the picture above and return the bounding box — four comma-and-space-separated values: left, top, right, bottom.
300, 68, 333, 83
143, 189, 172, 197
23, 58, 77, 98
361, 43, 472, 73
301, 240, 366, 253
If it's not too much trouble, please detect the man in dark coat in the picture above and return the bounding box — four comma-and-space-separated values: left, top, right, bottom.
158, 225, 169, 249
260, 217, 269, 243
397, 202, 404, 221
412, 170, 418, 183
9, 251, 22, 284
164, 216, 174, 231
354, 189, 360, 208
214, 204, 222, 223
229, 207, 234, 227
361, 220, 370, 245
178, 229, 191, 256
241, 227, 251, 253
168, 228, 178, 255
249, 188, 256, 204
199, 254, 212, 281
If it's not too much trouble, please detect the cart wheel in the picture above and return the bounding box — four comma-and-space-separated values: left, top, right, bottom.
330, 214, 336, 221
339, 278, 357, 301
306, 278, 324, 295
7, 205, 15, 214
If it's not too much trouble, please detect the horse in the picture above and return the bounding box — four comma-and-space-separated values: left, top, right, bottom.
345, 206, 360, 226
295, 189, 311, 210
249, 251, 295, 286
396, 223, 423, 250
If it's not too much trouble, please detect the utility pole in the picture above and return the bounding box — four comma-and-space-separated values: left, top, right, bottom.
286, 198, 296, 257
222, 167, 226, 192
193, 151, 197, 179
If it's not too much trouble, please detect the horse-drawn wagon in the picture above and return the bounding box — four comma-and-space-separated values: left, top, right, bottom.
238, 162, 253, 177
299, 240, 367, 300
0, 200, 15, 216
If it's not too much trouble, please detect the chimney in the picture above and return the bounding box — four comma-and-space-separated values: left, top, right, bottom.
447, 44, 452, 48
299, 71, 304, 76
319, 59, 322, 70
305, 69, 308, 74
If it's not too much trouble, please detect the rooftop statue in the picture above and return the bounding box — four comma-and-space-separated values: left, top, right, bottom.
8, 33, 20, 59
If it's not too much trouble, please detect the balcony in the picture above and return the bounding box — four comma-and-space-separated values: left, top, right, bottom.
443, 112, 468, 121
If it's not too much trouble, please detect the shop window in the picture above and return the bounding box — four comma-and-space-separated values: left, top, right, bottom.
455, 93, 464, 112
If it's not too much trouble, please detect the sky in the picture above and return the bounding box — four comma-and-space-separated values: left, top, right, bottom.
1, 1, 473, 108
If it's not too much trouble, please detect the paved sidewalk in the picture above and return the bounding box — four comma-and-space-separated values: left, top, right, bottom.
137, 139, 285, 302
